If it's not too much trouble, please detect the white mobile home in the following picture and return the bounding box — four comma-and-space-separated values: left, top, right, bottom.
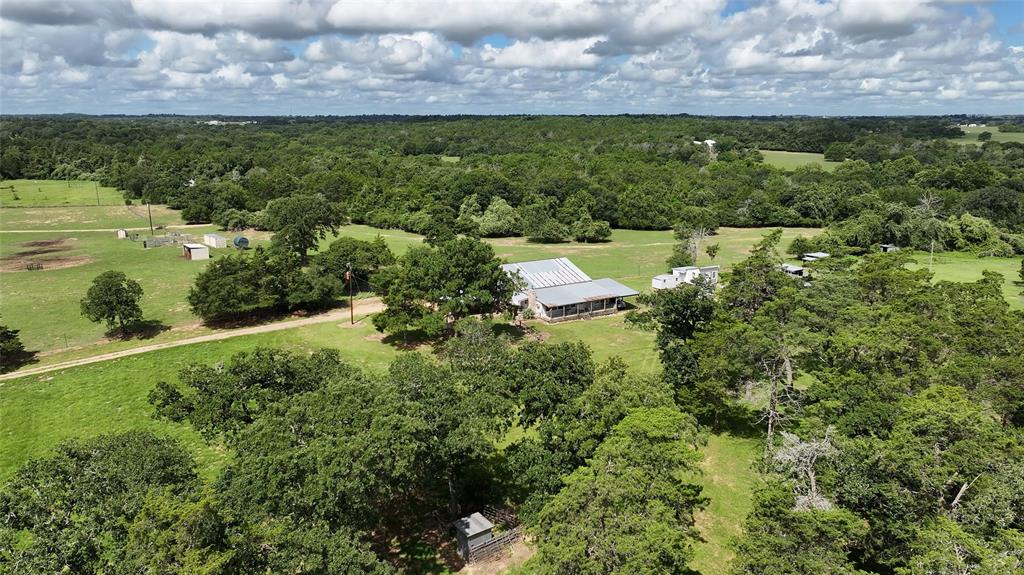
651, 265, 720, 290
502, 258, 638, 323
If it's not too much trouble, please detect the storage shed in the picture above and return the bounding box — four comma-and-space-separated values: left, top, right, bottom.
116, 229, 129, 239
454, 513, 494, 561
801, 251, 830, 262
182, 243, 210, 260
880, 244, 900, 253
203, 233, 228, 248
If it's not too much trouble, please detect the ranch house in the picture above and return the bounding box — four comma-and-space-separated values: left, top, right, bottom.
502, 257, 637, 323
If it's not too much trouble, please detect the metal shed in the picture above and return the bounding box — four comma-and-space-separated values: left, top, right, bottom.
880, 244, 900, 253
182, 243, 209, 260
116, 229, 129, 239
454, 512, 494, 561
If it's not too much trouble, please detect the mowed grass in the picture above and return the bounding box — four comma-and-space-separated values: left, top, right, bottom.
907, 251, 1024, 309
0, 179, 124, 207
325, 225, 822, 294
0, 204, 184, 231
760, 150, 841, 172
0, 227, 223, 354
691, 433, 760, 575
950, 125, 1024, 146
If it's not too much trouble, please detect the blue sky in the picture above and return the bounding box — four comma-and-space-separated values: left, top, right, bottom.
1, 0, 1022, 116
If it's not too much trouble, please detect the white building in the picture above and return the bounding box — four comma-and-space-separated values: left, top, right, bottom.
502, 258, 638, 323
651, 265, 720, 290
203, 233, 228, 248
182, 243, 209, 260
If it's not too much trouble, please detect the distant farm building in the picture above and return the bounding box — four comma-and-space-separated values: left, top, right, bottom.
782, 263, 808, 278
203, 233, 228, 248
652, 265, 720, 290
801, 251, 830, 262
181, 243, 209, 260
880, 244, 900, 253
502, 258, 638, 322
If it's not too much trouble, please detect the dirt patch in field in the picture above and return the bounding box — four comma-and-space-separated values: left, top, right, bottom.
0, 237, 92, 272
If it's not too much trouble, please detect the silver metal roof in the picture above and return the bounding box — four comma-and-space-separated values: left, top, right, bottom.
534, 278, 638, 307
501, 258, 591, 289
454, 512, 493, 537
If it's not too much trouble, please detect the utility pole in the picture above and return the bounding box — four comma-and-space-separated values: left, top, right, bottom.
94, 182, 100, 206
147, 201, 155, 235
346, 262, 354, 325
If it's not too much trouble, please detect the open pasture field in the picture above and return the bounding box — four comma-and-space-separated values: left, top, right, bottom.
908, 251, 1024, 308
950, 125, 1024, 145
0, 204, 185, 231
326, 225, 823, 293
0, 227, 223, 355
760, 149, 841, 171
0, 179, 124, 207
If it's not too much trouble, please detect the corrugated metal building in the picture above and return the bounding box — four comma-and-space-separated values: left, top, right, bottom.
502, 257, 637, 322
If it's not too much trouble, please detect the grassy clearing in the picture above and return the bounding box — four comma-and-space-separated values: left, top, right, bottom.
0, 227, 223, 354
760, 150, 841, 172
0, 179, 124, 207
906, 251, 1024, 309
949, 125, 1024, 146
325, 225, 821, 294
0, 204, 184, 231
691, 433, 760, 575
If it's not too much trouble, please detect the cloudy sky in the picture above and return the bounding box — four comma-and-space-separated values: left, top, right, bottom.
1, 0, 1022, 115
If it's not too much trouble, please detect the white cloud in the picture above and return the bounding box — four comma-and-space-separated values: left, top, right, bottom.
0, 0, 1021, 114
475, 38, 605, 70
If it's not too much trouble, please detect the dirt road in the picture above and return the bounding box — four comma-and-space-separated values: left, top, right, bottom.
0, 298, 386, 382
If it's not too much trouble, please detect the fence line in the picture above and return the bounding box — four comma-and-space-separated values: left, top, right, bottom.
467, 526, 523, 563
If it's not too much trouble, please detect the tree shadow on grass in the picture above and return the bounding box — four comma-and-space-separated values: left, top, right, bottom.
0, 348, 39, 374
711, 402, 763, 439
381, 329, 434, 351
106, 319, 171, 341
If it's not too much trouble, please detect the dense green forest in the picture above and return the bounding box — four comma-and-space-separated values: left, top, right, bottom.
2, 115, 1022, 254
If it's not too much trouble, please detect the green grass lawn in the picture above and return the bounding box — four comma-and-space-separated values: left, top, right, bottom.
324, 225, 821, 294
0, 179, 125, 207
0, 204, 184, 231
949, 125, 1024, 146
0, 227, 223, 354
760, 150, 841, 172
691, 433, 760, 575
907, 251, 1024, 309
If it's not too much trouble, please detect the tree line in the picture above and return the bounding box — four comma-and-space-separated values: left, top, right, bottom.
3, 116, 1021, 253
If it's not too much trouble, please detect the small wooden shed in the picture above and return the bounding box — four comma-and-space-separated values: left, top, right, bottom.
203, 233, 228, 248
454, 512, 494, 561
182, 243, 210, 261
